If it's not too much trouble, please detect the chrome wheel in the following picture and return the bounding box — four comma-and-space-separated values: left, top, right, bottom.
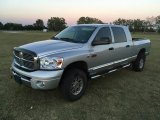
132, 53, 146, 72
61, 68, 87, 101
70, 75, 84, 95
139, 58, 144, 69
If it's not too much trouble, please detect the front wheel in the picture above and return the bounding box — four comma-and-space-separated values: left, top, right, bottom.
60, 68, 88, 101
132, 53, 146, 72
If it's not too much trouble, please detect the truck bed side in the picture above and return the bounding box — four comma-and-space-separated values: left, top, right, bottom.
132, 39, 151, 56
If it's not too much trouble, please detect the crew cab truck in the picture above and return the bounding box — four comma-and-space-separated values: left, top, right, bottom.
11, 24, 151, 101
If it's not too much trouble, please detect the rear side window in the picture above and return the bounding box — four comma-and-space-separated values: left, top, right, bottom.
94, 27, 112, 42
111, 27, 127, 43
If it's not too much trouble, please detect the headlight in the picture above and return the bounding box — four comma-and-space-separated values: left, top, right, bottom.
40, 57, 63, 70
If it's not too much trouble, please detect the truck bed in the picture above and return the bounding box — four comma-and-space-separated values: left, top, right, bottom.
132, 38, 146, 41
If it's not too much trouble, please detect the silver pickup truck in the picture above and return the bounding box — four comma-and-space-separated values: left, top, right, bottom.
11, 24, 151, 101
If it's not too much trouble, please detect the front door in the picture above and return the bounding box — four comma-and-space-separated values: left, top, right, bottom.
88, 27, 116, 75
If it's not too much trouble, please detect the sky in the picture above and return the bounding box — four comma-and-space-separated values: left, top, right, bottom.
0, 0, 160, 26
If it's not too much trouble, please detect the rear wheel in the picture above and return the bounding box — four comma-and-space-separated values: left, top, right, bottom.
60, 68, 88, 101
132, 52, 146, 72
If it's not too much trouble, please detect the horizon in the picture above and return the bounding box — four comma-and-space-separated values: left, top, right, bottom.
0, 0, 160, 26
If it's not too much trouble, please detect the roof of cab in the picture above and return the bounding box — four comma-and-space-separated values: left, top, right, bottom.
73, 24, 127, 28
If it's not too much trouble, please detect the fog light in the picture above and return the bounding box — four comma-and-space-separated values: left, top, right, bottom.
36, 81, 45, 88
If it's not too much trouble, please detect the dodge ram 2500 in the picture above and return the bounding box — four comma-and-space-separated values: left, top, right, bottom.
11, 24, 151, 101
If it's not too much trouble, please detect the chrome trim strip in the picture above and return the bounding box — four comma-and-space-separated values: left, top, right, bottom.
89, 55, 137, 71
12, 70, 30, 82
21, 78, 30, 82
14, 61, 34, 70
91, 64, 130, 79
21, 58, 34, 62
14, 52, 34, 62
108, 69, 117, 73
91, 75, 101, 79
122, 64, 130, 68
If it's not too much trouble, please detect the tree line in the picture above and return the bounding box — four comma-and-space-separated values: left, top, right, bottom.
113, 16, 160, 33
0, 18, 66, 31
0, 16, 160, 32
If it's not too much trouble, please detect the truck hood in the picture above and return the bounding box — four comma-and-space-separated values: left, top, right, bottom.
19, 39, 84, 56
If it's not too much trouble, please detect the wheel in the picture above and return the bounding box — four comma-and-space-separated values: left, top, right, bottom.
60, 68, 88, 101
132, 52, 146, 72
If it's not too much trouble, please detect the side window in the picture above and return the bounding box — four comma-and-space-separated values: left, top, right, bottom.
111, 27, 127, 43
94, 27, 112, 43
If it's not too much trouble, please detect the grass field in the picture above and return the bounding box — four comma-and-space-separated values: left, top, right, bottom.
0, 31, 160, 120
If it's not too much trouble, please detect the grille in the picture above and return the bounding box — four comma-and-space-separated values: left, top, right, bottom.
13, 48, 39, 71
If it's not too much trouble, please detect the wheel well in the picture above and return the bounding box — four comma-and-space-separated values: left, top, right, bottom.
138, 48, 146, 56
64, 61, 88, 73
59, 61, 89, 86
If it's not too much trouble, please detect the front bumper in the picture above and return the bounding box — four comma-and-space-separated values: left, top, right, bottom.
11, 63, 64, 90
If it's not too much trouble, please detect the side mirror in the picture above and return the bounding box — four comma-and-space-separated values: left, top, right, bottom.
92, 37, 111, 46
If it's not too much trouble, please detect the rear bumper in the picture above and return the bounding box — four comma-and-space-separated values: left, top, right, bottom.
11, 63, 63, 90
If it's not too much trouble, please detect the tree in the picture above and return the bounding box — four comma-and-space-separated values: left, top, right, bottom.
33, 19, 44, 30
77, 17, 103, 24
155, 15, 160, 24
3, 23, 23, 30
113, 18, 152, 32
133, 19, 147, 32
113, 18, 127, 25
0, 22, 3, 30
47, 17, 66, 31
113, 18, 134, 32
23, 25, 35, 30
156, 15, 160, 32
145, 16, 157, 32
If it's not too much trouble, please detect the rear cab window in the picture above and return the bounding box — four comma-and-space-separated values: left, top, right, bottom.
111, 27, 127, 43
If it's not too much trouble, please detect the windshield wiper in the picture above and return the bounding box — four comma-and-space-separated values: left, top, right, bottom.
52, 37, 80, 43
51, 36, 60, 40
59, 37, 75, 42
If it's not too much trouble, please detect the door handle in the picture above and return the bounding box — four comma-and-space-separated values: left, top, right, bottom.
126, 45, 130, 48
91, 54, 97, 58
109, 47, 114, 50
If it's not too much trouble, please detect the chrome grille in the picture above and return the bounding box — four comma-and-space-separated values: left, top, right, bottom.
23, 52, 34, 61
13, 48, 38, 71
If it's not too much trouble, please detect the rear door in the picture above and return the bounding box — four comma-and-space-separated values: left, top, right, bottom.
110, 27, 133, 66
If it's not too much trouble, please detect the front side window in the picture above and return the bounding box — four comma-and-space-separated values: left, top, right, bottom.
52, 26, 96, 43
94, 27, 112, 43
111, 27, 127, 43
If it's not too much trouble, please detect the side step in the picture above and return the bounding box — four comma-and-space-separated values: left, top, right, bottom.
91, 64, 130, 79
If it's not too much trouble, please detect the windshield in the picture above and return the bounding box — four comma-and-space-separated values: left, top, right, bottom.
52, 26, 96, 43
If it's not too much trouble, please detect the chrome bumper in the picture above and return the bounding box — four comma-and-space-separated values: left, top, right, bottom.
11, 63, 63, 90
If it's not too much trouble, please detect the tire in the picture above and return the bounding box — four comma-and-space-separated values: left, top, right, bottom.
132, 52, 146, 72
60, 68, 88, 101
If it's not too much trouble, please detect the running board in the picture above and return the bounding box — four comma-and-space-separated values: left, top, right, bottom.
91, 64, 130, 79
